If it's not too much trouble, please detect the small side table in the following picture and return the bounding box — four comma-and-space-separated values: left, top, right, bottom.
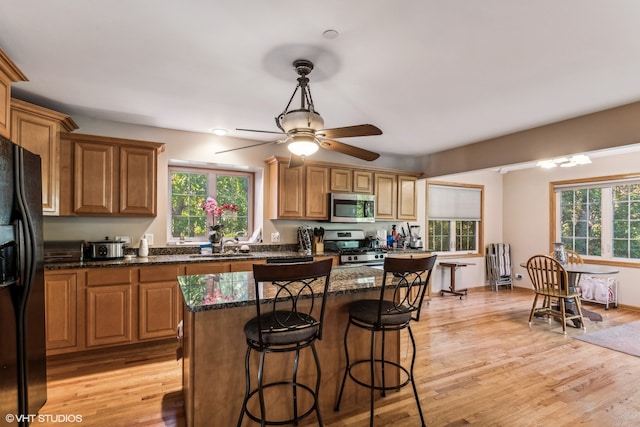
439, 262, 473, 299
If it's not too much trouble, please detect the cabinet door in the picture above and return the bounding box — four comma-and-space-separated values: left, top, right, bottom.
10, 100, 77, 215
138, 265, 181, 340
305, 166, 329, 219
120, 145, 157, 215
44, 272, 77, 351
353, 171, 373, 193
86, 284, 132, 347
330, 168, 352, 192
11, 110, 59, 214
74, 141, 115, 214
276, 163, 304, 218
375, 173, 397, 219
397, 175, 417, 220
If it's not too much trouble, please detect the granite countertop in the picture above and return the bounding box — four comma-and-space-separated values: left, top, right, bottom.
44, 251, 315, 270
178, 265, 385, 312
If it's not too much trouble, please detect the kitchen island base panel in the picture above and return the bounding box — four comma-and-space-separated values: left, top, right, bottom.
182, 290, 400, 427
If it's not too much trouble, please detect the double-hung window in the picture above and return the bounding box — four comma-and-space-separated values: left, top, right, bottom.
552, 174, 640, 262
426, 182, 483, 254
169, 165, 253, 242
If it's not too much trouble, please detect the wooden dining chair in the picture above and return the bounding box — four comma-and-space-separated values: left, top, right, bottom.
526, 254, 586, 334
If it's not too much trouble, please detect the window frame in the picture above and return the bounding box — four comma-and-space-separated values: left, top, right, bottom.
426, 181, 484, 257
551, 173, 640, 267
168, 164, 254, 243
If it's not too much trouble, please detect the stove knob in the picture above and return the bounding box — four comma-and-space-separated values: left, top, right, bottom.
353, 255, 358, 261
379, 254, 384, 259
347, 256, 353, 261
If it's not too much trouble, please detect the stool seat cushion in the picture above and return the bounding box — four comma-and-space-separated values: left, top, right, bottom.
348, 299, 412, 326
244, 311, 319, 345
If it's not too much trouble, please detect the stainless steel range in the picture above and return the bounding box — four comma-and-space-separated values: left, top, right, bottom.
323, 230, 387, 266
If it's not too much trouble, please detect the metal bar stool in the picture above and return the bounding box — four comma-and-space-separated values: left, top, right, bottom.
237, 258, 333, 426
334, 255, 437, 427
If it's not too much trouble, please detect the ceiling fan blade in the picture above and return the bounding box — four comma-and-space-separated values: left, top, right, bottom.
215, 140, 275, 155
318, 124, 382, 139
288, 154, 305, 168
236, 128, 286, 135
318, 138, 380, 161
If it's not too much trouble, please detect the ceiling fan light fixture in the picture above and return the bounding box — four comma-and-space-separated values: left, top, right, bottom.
288, 133, 319, 157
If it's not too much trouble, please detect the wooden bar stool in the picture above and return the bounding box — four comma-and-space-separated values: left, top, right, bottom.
334, 255, 437, 427
237, 258, 333, 426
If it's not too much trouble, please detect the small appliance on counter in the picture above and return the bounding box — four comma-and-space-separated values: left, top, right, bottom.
44, 240, 87, 263
88, 237, 126, 260
408, 223, 424, 249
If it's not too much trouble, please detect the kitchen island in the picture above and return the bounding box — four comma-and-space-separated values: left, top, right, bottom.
178, 265, 402, 427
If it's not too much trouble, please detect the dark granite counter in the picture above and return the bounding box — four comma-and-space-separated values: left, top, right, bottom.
44, 251, 318, 270
178, 265, 384, 312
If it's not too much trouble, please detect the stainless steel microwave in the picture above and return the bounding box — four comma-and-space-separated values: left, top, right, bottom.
330, 193, 376, 223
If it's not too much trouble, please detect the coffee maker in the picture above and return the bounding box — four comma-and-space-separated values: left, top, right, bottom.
408, 224, 423, 249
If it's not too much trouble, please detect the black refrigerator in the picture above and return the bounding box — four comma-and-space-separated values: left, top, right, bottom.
0, 135, 47, 427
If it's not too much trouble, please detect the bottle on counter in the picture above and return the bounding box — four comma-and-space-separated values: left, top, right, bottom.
138, 237, 149, 257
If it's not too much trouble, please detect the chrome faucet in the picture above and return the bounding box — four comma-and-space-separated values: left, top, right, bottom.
221, 237, 239, 253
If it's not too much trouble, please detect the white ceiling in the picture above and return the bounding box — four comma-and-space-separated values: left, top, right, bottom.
2, 0, 640, 160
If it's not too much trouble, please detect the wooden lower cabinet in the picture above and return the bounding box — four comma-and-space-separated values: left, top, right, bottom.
138, 265, 181, 340
44, 272, 78, 352
44, 259, 274, 354
86, 284, 133, 347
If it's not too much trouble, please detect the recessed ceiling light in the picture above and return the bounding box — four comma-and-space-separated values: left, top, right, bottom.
322, 29, 339, 40
211, 128, 228, 136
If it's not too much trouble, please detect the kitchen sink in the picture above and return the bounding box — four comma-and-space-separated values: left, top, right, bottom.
189, 253, 254, 258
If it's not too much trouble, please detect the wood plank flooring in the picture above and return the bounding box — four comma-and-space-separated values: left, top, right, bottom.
34, 288, 640, 426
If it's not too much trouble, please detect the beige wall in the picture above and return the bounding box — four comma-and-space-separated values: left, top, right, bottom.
503, 150, 640, 308
43, 115, 421, 247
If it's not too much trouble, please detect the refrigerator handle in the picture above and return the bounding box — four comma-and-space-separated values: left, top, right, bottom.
14, 219, 26, 287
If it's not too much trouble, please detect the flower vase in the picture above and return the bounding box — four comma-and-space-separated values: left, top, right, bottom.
552, 242, 567, 265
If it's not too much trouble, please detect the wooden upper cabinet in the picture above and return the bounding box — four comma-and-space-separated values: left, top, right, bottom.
397, 175, 418, 220
10, 99, 78, 215
0, 49, 27, 138
60, 132, 164, 216
374, 173, 397, 219
74, 141, 115, 214
330, 168, 373, 194
330, 168, 352, 192
353, 170, 373, 193
305, 165, 329, 219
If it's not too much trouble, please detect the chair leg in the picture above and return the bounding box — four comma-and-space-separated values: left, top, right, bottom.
237, 346, 252, 427
408, 326, 426, 427
257, 351, 267, 427
559, 298, 567, 334
334, 321, 352, 412
528, 294, 539, 326
380, 329, 386, 397
311, 343, 324, 426
292, 348, 300, 425
369, 329, 376, 427
573, 296, 586, 331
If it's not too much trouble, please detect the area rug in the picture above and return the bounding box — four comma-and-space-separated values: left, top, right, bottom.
574, 320, 640, 357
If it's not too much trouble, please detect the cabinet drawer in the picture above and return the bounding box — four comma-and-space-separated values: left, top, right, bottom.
185, 262, 230, 275
87, 268, 132, 286
139, 265, 179, 283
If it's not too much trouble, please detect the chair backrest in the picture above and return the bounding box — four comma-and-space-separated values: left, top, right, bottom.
379, 255, 437, 322
548, 249, 584, 264
526, 255, 570, 296
251, 258, 333, 344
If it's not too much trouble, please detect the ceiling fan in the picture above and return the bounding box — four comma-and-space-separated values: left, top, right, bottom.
216, 59, 382, 167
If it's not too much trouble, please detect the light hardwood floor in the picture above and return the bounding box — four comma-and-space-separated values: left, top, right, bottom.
34, 287, 640, 426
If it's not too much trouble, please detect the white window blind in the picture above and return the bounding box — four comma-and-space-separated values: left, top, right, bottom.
428, 184, 481, 220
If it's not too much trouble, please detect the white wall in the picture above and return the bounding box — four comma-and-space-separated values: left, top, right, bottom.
43, 116, 420, 247
503, 151, 640, 308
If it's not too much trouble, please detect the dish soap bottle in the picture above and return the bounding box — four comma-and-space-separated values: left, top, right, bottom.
138, 237, 149, 257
